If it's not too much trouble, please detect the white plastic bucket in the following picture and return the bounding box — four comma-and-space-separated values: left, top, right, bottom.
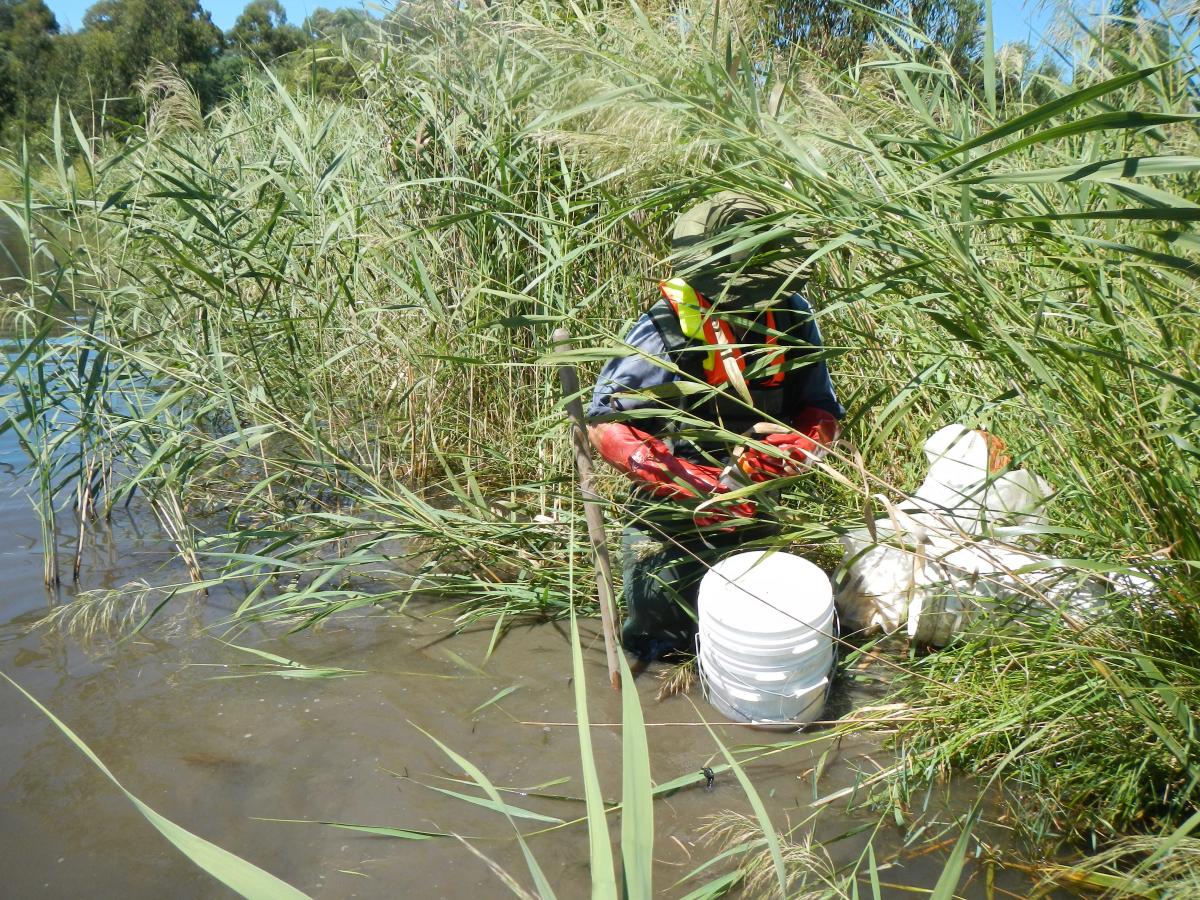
702, 615, 835, 656
700, 643, 834, 684
701, 602, 836, 645
697, 551, 836, 729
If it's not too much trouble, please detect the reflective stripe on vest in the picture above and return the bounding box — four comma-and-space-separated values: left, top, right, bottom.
658, 278, 786, 390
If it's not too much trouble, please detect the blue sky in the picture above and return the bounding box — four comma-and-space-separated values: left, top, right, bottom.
45, 1, 1052, 46
993, 1, 1054, 48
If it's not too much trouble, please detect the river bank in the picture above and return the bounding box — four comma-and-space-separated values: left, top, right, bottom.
1, 408, 998, 897
0, 246, 1041, 895
3, 0, 1198, 894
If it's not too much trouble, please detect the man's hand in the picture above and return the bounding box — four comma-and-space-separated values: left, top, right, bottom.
736, 432, 818, 481
733, 408, 841, 483
588, 422, 757, 523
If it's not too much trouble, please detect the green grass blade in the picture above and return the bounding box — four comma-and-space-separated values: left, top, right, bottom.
253, 817, 450, 840
569, 604, 618, 899
982, 0, 996, 118
415, 724, 559, 898
472, 685, 521, 715
677, 869, 743, 900
421, 783, 565, 825
867, 842, 882, 900
215, 641, 364, 678
2, 671, 310, 900
961, 155, 1200, 184
618, 647, 653, 898
929, 802, 982, 900
945, 111, 1200, 180
697, 711, 787, 897
931, 62, 1171, 162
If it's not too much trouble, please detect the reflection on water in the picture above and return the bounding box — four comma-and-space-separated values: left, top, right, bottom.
0, 215, 28, 287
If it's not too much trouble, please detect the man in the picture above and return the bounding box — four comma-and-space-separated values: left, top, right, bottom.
586, 192, 845, 662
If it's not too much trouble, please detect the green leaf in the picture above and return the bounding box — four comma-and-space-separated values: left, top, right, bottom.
2, 671, 310, 900
472, 685, 521, 715
421, 784, 565, 824
697, 713, 787, 897
944, 111, 1200, 181
982, 207, 1200, 225
415, 724, 559, 898
982, 0, 996, 118
254, 818, 449, 840
960, 155, 1200, 184
929, 803, 981, 900
676, 869, 744, 899
931, 62, 1171, 163
569, 605, 618, 899
618, 646, 653, 897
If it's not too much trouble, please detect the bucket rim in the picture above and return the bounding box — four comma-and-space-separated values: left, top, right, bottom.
699, 641, 832, 675
698, 551, 834, 633
702, 667, 831, 694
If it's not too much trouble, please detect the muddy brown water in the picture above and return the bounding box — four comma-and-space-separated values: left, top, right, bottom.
0, 225, 1050, 897
0, 509, 906, 898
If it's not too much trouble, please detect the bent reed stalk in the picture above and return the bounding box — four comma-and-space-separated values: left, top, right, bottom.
2, 0, 1199, 894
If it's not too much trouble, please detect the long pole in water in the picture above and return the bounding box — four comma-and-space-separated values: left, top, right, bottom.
553, 328, 621, 690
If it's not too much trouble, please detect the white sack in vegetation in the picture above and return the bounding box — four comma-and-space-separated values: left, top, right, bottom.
834, 425, 1152, 646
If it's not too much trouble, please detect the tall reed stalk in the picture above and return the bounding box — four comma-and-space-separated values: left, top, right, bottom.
2, 0, 1198, 893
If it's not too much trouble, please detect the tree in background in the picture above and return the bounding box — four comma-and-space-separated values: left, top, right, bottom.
274, 7, 377, 101
0, 0, 59, 142
65, 0, 224, 125
771, 0, 982, 70
908, 0, 981, 70
304, 6, 376, 45
229, 0, 304, 58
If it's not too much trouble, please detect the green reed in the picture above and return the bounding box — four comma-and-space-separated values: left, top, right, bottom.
1, 0, 1198, 894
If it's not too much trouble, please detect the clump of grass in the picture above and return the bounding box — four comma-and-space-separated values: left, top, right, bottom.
890, 604, 1200, 847
1045, 835, 1200, 898
35, 580, 161, 643
2, 0, 1199, 890
655, 655, 697, 700
696, 810, 838, 898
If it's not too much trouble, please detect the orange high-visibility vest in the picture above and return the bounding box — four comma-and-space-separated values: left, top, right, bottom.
658, 278, 786, 390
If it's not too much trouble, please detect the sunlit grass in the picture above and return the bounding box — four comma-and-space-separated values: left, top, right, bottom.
1, 0, 1198, 893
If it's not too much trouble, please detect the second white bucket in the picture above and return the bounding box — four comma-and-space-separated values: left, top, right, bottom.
697, 550, 836, 729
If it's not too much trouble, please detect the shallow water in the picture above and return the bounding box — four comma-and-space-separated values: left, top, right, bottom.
0, 223, 1051, 897
0, 516, 904, 896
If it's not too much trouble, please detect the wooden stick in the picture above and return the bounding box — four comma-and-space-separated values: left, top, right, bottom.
553, 328, 622, 690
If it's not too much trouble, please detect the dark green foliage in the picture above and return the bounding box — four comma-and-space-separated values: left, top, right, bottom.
770, 0, 982, 70
75, 0, 224, 118
229, 0, 304, 59
302, 6, 375, 45
0, 0, 380, 145
0, 0, 58, 143
909, 0, 982, 68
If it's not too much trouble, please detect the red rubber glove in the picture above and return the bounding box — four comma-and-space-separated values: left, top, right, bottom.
589, 422, 756, 523
736, 407, 841, 483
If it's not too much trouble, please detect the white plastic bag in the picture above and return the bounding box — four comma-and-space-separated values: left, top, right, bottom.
835, 424, 1147, 645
